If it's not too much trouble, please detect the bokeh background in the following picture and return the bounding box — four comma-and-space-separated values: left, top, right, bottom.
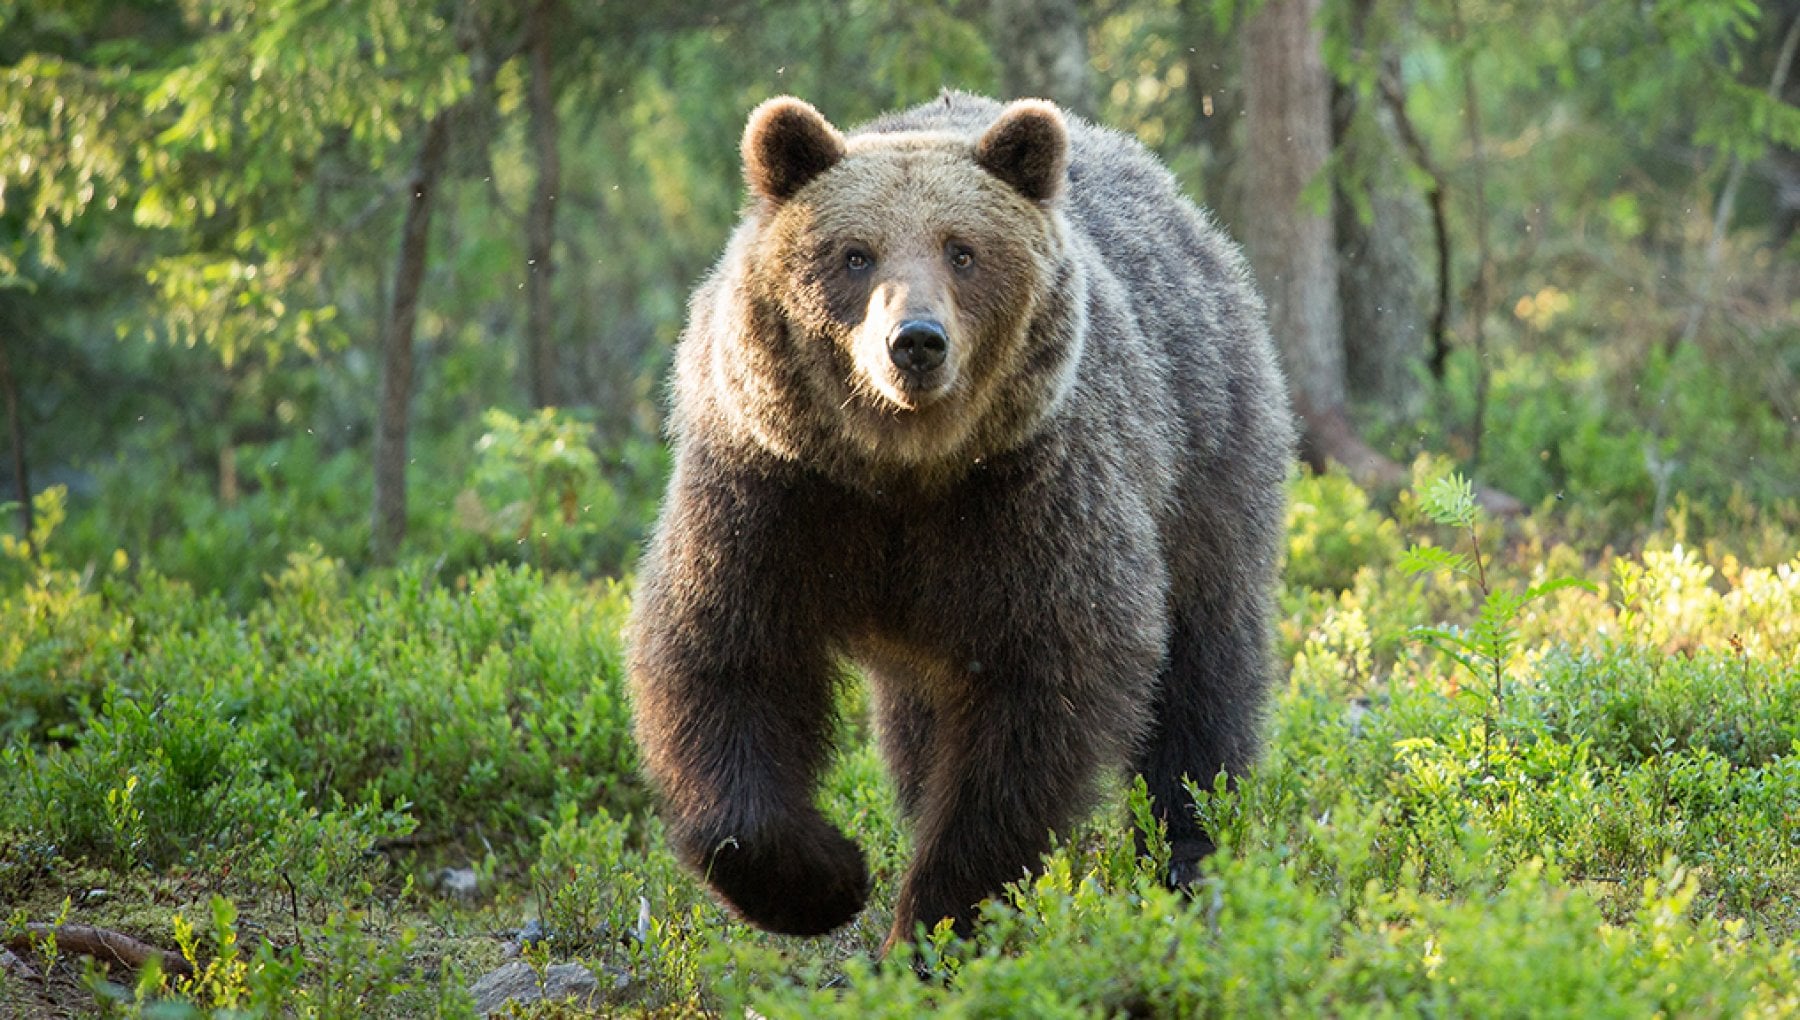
5, 0, 1798, 600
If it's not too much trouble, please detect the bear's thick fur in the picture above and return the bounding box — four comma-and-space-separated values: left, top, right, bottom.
628, 92, 1293, 950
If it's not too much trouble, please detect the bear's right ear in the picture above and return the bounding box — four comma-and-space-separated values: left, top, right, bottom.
743, 97, 846, 206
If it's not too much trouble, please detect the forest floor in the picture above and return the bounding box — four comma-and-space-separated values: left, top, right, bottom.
3, 470, 1798, 1017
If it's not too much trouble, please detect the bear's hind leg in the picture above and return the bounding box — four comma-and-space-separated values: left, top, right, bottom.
870, 676, 937, 824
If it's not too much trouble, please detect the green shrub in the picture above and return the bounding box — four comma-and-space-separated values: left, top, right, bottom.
82, 895, 478, 1018
5, 474, 1799, 1016
1432, 342, 1800, 540
2, 556, 643, 881
39, 407, 668, 610
451, 407, 664, 574
1284, 467, 1404, 592
53, 428, 379, 609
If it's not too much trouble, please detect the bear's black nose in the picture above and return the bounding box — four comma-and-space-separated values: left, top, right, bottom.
889, 320, 948, 373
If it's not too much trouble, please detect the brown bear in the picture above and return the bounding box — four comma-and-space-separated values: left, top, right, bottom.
627, 91, 1293, 952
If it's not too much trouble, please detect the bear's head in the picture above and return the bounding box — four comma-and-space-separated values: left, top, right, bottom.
711, 96, 1087, 491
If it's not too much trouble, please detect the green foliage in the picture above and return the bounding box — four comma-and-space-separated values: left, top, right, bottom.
78, 894, 478, 1018
0, 47, 141, 277
5, 493, 1799, 1015
1431, 342, 1800, 537
466, 409, 602, 548
124, 0, 471, 361
453, 407, 663, 573
8, 0, 1800, 602
5, 0, 1800, 1014
523, 803, 724, 1009
0, 486, 144, 743
51, 428, 376, 608
1285, 467, 1404, 591
0, 481, 66, 568
28, 412, 662, 609
1, 554, 642, 885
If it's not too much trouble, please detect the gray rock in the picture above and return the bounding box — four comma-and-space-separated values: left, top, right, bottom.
516, 917, 549, 948
468, 960, 629, 1016
430, 866, 481, 902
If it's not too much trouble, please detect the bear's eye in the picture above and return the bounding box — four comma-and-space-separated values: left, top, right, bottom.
947, 244, 975, 271
845, 247, 874, 273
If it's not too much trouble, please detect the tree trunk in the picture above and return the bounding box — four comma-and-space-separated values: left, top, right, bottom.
1241, 2, 1358, 450
1450, 0, 1495, 471
991, 0, 1095, 118
1177, 0, 1240, 218
1334, 87, 1427, 422
1378, 72, 1454, 382
524, 0, 562, 408
0, 335, 31, 542
371, 112, 453, 562
1237, 0, 1462, 501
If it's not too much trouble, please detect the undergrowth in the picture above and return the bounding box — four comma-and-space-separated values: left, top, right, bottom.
2, 469, 1797, 1016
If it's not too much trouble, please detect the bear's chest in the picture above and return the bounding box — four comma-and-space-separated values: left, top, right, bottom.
817, 482, 1013, 650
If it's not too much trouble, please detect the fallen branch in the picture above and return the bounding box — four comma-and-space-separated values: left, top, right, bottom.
5, 924, 194, 979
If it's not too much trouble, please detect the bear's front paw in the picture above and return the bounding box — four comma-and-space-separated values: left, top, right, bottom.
687, 815, 869, 937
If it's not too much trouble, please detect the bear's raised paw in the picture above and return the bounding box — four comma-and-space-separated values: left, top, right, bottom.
692, 817, 869, 937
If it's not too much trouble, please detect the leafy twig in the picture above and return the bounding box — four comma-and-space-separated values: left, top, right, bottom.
1402, 472, 1596, 768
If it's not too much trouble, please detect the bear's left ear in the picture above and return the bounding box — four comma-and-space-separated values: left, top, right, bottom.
743, 96, 846, 206
975, 99, 1069, 204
